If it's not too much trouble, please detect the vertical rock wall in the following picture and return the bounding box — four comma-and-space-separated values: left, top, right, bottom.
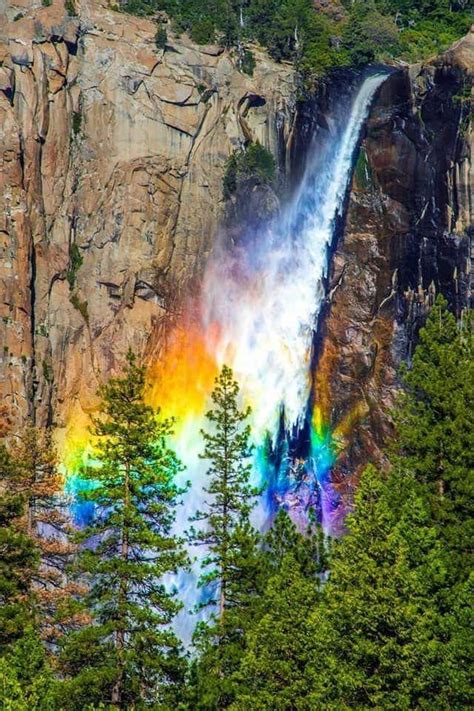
0, 0, 297, 437
1, 0, 471, 514
314, 31, 473, 519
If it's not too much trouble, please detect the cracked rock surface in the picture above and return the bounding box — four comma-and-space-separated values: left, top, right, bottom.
313, 30, 473, 530
0, 0, 296, 436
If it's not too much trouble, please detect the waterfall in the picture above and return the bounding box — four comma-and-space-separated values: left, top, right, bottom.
202, 72, 387, 441
153, 71, 389, 637
65, 72, 388, 640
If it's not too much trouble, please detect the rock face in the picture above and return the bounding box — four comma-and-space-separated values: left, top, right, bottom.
313, 31, 473, 521
0, 0, 296, 439
0, 0, 471, 516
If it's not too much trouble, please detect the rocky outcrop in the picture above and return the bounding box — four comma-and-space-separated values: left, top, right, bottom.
0, 0, 297, 439
1, 0, 471, 519
314, 30, 473, 520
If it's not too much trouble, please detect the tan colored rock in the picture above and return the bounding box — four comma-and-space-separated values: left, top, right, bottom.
0, 0, 297, 437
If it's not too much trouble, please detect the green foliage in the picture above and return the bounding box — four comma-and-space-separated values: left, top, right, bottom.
4, 629, 58, 710
155, 23, 167, 49
10, 426, 78, 646
71, 111, 82, 138
42, 0, 52, 6
304, 464, 472, 709
187, 365, 262, 707
69, 294, 88, 322
230, 299, 473, 709
116, 0, 470, 80
191, 17, 216, 45
42, 359, 53, 383
189, 365, 258, 616
233, 511, 330, 709
0, 297, 472, 709
60, 352, 188, 708
342, 1, 399, 66
0, 445, 38, 652
382, 0, 472, 62
119, 0, 159, 16
393, 296, 473, 582
188, 521, 266, 709
223, 142, 276, 199
65, 0, 77, 17
0, 658, 28, 711
353, 146, 372, 190
66, 243, 83, 289
239, 49, 255, 76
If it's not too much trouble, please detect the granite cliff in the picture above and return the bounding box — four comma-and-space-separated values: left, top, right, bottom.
0, 0, 296, 439
313, 31, 473, 519
0, 0, 472, 507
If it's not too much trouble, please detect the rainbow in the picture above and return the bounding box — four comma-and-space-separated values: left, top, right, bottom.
63, 73, 388, 546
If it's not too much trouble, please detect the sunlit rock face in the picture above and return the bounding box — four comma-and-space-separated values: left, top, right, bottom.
0, 0, 297, 440
0, 0, 471, 543
313, 30, 473, 530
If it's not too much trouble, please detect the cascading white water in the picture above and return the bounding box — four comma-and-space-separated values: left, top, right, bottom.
165, 72, 388, 639
202, 72, 388, 441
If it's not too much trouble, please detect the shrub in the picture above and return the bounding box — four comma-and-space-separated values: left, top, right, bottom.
42, 360, 53, 383
190, 18, 215, 45
66, 243, 83, 289
223, 154, 238, 199
109, 0, 472, 80
65, 0, 77, 17
155, 23, 167, 50
223, 142, 276, 199
119, 0, 158, 16
240, 49, 256, 76
72, 111, 82, 137
245, 142, 276, 183
343, 3, 399, 66
70, 294, 89, 322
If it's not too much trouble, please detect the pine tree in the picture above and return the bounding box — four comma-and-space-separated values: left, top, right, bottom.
4, 627, 58, 710
304, 465, 472, 709
231, 301, 473, 710
300, 301, 474, 709
11, 426, 79, 644
231, 511, 330, 710
187, 521, 266, 710
189, 365, 258, 623
393, 296, 473, 581
0, 443, 38, 651
60, 351, 188, 709
187, 365, 261, 708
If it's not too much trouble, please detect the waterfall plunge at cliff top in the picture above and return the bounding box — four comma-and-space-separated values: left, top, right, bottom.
66, 71, 387, 633
148, 70, 387, 522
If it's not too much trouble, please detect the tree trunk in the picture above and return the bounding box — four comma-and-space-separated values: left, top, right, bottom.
220, 389, 229, 626
112, 462, 130, 706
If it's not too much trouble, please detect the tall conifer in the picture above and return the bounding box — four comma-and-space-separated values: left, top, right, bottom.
60, 351, 187, 709
188, 365, 261, 708
232, 300, 473, 709
189, 365, 258, 623
393, 295, 473, 580
0, 443, 38, 651
11, 427, 79, 644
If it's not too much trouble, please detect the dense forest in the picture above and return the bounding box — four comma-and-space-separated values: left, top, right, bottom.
1, 296, 472, 709
116, 0, 472, 78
